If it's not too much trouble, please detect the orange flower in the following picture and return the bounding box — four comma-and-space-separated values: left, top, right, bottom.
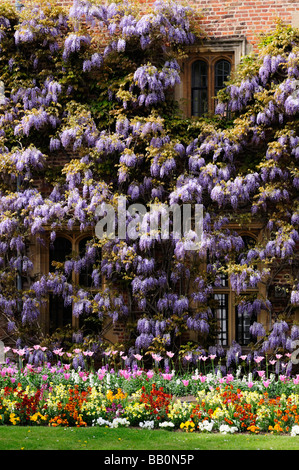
247, 425, 259, 433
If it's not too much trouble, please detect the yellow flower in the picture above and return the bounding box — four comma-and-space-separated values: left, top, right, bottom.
9, 413, 20, 425
211, 407, 227, 420
30, 412, 48, 423
180, 420, 195, 432
106, 388, 127, 402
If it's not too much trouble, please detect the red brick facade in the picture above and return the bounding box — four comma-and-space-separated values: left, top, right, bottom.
48, 0, 299, 47
194, 0, 298, 45
2, 0, 298, 349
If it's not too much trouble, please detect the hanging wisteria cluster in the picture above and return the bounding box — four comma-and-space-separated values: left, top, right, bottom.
0, 0, 299, 367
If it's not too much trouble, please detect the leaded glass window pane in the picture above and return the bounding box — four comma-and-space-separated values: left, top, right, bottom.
49, 237, 72, 332
214, 59, 231, 94
191, 60, 208, 117
213, 293, 229, 346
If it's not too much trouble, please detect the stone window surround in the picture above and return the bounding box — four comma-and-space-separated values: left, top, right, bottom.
174, 37, 249, 117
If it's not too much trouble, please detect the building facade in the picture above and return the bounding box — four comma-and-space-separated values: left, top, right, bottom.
1, 0, 299, 352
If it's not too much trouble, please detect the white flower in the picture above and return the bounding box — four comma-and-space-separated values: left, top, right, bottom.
291, 425, 299, 436
219, 424, 238, 434
92, 417, 130, 428
198, 420, 214, 432
159, 421, 175, 428
93, 417, 110, 427
139, 420, 155, 429
110, 418, 130, 428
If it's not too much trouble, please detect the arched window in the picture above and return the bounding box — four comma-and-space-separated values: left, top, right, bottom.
191, 60, 208, 117
189, 55, 232, 117
49, 236, 72, 273
214, 59, 231, 96
49, 236, 72, 333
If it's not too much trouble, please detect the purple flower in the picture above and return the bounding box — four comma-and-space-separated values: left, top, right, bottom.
250, 322, 266, 338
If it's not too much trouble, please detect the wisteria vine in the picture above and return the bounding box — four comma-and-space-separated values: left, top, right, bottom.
0, 1, 299, 370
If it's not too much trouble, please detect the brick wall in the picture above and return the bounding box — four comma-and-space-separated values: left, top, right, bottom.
11, 0, 299, 48
191, 0, 298, 46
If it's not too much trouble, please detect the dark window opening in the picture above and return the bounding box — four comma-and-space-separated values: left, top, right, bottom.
49, 236, 72, 333
235, 305, 257, 346
213, 293, 229, 346
49, 237, 72, 274
214, 59, 231, 95
79, 237, 93, 288
191, 60, 208, 117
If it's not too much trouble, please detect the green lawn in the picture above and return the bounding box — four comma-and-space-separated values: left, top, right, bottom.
0, 426, 298, 451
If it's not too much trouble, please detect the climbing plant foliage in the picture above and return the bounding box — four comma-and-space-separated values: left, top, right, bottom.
0, 0, 299, 367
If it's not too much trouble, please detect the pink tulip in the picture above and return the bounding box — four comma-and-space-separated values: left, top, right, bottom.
119, 370, 131, 379
152, 353, 162, 362
257, 370, 265, 377
263, 379, 271, 388
147, 370, 154, 379
53, 348, 64, 356
254, 356, 264, 364
64, 373, 70, 380
166, 351, 175, 358
225, 374, 234, 382
247, 381, 254, 388
133, 354, 143, 361
162, 373, 173, 380
15, 349, 26, 356
182, 380, 189, 386
199, 375, 206, 383
83, 351, 94, 357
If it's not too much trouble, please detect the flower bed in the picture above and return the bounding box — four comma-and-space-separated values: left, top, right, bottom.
1, 356, 299, 435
